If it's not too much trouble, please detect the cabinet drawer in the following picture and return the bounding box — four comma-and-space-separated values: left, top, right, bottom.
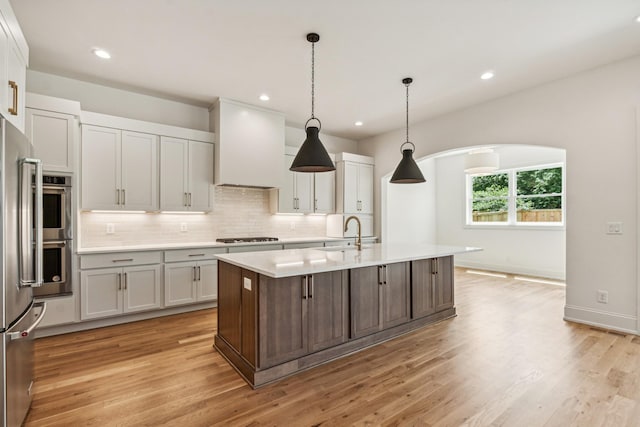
164, 247, 227, 263
80, 251, 162, 269
283, 242, 324, 250
227, 244, 283, 253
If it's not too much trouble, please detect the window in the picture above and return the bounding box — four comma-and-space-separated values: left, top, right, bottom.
467, 164, 564, 226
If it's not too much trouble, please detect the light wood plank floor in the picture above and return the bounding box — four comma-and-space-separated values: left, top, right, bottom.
25, 269, 640, 426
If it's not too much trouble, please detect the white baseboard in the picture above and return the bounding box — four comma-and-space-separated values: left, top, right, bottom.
455, 260, 565, 281
564, 305, 638, 335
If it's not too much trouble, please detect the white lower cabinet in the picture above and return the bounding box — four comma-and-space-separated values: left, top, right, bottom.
81, 265, 161, 320
164, 260, 217, 307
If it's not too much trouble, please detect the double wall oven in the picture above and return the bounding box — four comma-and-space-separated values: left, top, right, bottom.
33, 174, 73, 298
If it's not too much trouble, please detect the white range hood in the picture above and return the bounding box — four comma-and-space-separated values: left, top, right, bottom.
212, 98, 285, 189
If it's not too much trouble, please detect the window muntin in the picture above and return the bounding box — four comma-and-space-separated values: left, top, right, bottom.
468, 164, 564, 226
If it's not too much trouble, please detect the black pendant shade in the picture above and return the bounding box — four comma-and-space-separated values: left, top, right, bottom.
390, 77, 425, 184
290, 32, 335, 173
390, 148, 425, 183
290, 126, 335, 172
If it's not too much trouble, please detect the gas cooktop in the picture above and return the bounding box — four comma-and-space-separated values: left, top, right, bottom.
216, 237, 279, 244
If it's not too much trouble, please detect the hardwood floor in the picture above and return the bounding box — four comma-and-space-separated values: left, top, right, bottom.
25, 269, 640, 426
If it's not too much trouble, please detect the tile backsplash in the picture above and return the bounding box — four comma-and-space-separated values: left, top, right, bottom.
80, 186, 327, 248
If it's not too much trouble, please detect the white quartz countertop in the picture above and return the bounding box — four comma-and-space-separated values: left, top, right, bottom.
76, 237, 368, 255
216, 243, 482, 278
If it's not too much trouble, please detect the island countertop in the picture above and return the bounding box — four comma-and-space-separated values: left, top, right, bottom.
215, 243, 481, 278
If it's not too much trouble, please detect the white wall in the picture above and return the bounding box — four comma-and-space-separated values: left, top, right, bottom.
435, 145, 566, 280
26, 70, 210, 130
359, 55, 640, 333
383, 158, 436, 244
285, 126, 358, 153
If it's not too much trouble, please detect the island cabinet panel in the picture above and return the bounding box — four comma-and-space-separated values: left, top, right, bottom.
241, 269, 258, 367
411, 256, 454, 319
350, 262, 410, 338
307, 271, 349, 353
258, 275, 308, 368
217, 262, 242, 351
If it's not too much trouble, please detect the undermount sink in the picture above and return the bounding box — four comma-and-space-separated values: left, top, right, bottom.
320, 245, 372, 252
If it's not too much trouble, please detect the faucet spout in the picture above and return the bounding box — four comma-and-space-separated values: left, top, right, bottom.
344, 215, 362, 251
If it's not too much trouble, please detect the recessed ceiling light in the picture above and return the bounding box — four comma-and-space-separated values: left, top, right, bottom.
480, 71, 494, 80
635, 15, 640, 23
259, 94, 270, 101
92, 48, 111, 59
355, 121, 363, 126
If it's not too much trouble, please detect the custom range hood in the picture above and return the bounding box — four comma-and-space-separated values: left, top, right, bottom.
213, 98, 285, 189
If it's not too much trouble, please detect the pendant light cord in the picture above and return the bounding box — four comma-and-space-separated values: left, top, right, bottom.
311, 40, 315, 119
405, 80, 410, 143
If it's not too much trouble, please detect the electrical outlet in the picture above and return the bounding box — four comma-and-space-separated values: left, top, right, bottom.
180, 223, 188, 232
596, 290, 608, 304
106, 223, 115, 234
606, 222, 623, 235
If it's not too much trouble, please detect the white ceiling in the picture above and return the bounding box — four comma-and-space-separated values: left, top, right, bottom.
11, 0, 640, 140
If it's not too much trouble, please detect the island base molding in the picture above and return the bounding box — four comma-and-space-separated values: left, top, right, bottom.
214, 307, 456, 388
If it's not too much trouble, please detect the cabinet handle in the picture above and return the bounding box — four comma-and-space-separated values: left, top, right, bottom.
8, 80, 18, 116
188, 254, 205, 257
112, 258, 134, 263
124, 272, 128, 290
314, 199, 318, 211
116, 189, 120, 205
197, 266, 201, 281
192, 266, 196, 282
184, 192, 188, 207
378, 265, 382, 286
309, 275, 313, 298
302, 276, 308, 299
117, 273, 122, 291
383, 265, 387, 285
188, 192, 192, 207
122, 189, 126, 205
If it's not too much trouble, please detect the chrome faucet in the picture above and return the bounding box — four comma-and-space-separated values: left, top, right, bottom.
344, 215, 362, 251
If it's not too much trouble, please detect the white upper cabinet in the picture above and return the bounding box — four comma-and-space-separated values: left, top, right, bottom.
26, 109, 76, 173
214, 98, 284, 188
160, 136, 213, 212
337, 153, 374, 215
81, 125, 158, 211
0, 1, 28, 133
271, 150, 334, 214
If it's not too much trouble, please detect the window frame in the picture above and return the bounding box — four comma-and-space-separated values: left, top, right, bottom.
465, 162, 565, 229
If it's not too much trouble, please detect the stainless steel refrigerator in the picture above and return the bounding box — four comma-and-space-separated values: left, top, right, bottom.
1, 118, 47, 427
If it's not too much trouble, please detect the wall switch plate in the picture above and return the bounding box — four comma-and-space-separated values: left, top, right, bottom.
597, 290, 608, 304
180, 223, 188, 232
106, 223, 115, 234
606, 222, 623, 235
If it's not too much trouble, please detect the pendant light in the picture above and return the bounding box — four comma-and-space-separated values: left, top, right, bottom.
390, 78, 426, 183
290, 33, 335, 173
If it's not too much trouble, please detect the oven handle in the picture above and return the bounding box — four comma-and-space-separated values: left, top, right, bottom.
9, 302, 47, 340
19, 158, 43, 288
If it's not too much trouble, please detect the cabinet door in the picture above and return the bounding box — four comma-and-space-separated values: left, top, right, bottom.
123, 265, 162, 313
258, 275, 307, 368
80, 268, 123, 320
160, 136, 188, 211
314, 170, 335, 213
357, 163, 374, 214
5, 38, 26, 132
196, 260, 218, 301
121, 131, 158, 211
294, 171, 314, 213
411, 259, 436, 319
343, 162, 359, 213
164, 262, 197, 306
26, 109, 75, 172
382, 262, 410, 329
308, 271, 348, 353
277, 157, 296, 213
435, 256, 454, 312
350, 266, 382, 338
188, 140, 214, 211
81, 125, 121, 210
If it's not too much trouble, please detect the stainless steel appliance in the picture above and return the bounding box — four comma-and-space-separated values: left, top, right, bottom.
33, 174, 72, 298
1, 118, 47, 427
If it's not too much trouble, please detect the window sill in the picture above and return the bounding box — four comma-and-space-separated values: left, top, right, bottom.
464, 223, 565, 231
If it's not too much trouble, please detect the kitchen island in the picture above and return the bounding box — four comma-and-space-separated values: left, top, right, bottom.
214, 243, 480, 387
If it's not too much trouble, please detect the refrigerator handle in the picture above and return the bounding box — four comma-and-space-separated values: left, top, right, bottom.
9, 302, 47, 340
19, 157, 43, 288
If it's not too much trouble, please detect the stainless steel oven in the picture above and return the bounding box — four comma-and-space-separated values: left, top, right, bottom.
33, 174, 73, 298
